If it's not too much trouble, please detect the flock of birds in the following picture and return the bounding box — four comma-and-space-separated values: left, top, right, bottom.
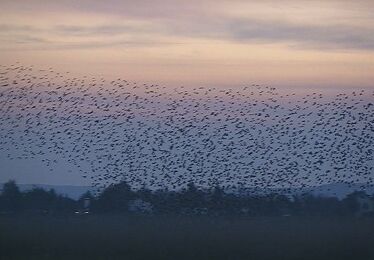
1, 63, 373, 195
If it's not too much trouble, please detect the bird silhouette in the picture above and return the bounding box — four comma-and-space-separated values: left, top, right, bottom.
0, 63, 373, 196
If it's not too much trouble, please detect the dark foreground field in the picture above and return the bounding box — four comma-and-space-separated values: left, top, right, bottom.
1, 215, 374, 260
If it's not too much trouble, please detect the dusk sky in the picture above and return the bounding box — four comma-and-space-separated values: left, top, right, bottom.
1, 0, 374, 89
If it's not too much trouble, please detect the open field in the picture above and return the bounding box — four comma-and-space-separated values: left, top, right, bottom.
1, 215, 374, 260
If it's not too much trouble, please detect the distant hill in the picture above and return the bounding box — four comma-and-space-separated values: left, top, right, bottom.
305, 183, 374, 200
2, 182, 374, 200
0, 183, 92, 200
230, 183, 374, 200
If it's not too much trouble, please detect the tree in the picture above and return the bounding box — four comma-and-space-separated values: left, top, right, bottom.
179, 182, 204, 210
0, 180, 22, 212
93, 181, 134, 213
342, 191, 367, 216
209, 185, 225, 213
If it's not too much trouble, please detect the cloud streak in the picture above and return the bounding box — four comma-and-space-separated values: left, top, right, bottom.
1, 0, 374, 52
224, 18, 374, 51
1, 18, 374, 51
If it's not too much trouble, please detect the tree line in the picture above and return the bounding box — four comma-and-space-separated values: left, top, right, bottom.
0, 180, 372, 217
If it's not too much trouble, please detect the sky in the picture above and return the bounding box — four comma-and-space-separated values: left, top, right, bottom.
1, 0, 374, 89
1, 1, 374, 187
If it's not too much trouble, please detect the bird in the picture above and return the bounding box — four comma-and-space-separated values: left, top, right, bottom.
0, 63, 373, 197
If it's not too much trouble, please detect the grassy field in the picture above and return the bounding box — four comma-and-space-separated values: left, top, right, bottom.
0, 215, 373, 260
